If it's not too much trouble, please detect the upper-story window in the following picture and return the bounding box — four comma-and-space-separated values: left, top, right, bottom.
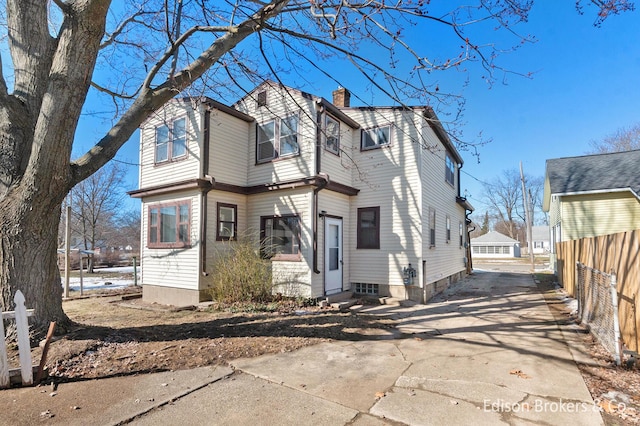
361, 125, 391, 150
256, 114, 299, 163
148, 201, 190, 248
325, 115, 340, 155
257, 90, 267, 107
155, 117, 187, 163
445, 153, 455, 186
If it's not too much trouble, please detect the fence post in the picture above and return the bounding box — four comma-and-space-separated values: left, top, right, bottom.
133, 256, 138, 287
0, 303, 9, 388
14, 291, 33, 386
576, 261, 581, 318
610, 274, 622, 366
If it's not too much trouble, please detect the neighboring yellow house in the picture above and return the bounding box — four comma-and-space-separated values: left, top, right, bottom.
542, 150, 640, 266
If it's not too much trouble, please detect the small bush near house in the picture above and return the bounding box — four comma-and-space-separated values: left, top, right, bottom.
208, 236, 273, 304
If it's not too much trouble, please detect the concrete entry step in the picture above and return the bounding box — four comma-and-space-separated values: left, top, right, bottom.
358, 296, 403, 306
330, 299, 357, 312
325, 291, 353, 303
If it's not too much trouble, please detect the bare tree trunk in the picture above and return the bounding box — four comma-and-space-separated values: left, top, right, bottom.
1, 196, 67, 333
0, 0, 295, 335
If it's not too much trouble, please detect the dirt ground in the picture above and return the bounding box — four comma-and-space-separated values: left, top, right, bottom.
12, 290, 395, 382
6, 272, 640, 425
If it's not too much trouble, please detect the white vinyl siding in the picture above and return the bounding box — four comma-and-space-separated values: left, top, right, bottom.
344, 108, 422, 287
201, 191, 249, 291
560, 192, 640, 241
419, 115, 467, 285
140, 101, 202, 188
208, 110, 251, 186
236, 84, 316, 185
321, 116, 354, 187
246, 188, 313, 297
140, 191, 201, 291
315, 191, 351, 294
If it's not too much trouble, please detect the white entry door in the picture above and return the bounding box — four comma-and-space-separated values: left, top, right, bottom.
324, 217, 343, 295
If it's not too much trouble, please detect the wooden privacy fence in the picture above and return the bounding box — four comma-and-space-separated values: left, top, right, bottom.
556, 229, 640, 352
0, 290, 34, 388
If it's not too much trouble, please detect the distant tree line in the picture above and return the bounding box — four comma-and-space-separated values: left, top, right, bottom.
58, 162, 140, 272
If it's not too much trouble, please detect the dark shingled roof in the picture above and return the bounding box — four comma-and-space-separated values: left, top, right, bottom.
545, 149, 640, 195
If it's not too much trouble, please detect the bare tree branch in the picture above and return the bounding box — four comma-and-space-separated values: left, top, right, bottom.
72, 0, 291, 184
100, 9, 159, 49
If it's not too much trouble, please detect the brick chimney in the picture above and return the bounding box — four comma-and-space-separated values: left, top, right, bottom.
332, 87, 350, 108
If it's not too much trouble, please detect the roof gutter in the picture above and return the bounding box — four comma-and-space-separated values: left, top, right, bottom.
549, 187, 640, 201
201, 106, 212, 277
313, 101, 326, 275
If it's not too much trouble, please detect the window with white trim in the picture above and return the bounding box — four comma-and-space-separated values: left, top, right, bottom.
361, 125, 390, 150
325, 115, 340, 154
459, 221, 464, 248
148, 201, 190, 248
155, 117, 187, 163
256, 114, 299, 162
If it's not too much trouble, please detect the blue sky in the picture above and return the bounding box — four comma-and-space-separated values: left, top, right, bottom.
437, 2, 640, 216
72, 2, 640, 216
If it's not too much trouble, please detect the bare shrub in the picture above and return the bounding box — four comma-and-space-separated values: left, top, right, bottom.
208, 235, 273, 304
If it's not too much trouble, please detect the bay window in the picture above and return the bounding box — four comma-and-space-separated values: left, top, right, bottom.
148, 201, 190, 248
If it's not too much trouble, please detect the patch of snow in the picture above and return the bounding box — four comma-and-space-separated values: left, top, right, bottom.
93, 266, 135, 273
65, 277, 134, 292
565, 298, 578, 315
61, 266, 139, 292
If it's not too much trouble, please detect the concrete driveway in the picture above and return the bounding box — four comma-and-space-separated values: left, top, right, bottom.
129, 269, 602, 425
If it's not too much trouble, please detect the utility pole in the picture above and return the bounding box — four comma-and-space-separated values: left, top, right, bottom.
519, 162, 535, 272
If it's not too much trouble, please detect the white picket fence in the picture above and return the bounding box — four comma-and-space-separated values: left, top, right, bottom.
0, 290, 34, 388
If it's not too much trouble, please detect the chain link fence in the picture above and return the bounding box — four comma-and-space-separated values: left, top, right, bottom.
576, 262, 621, 364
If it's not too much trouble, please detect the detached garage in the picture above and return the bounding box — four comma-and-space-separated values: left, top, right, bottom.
471, 231, 521, 258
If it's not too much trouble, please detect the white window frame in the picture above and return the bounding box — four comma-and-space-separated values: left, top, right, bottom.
155, 117, 187, 164
361, 125, 391, 150
256, 114, 300, 163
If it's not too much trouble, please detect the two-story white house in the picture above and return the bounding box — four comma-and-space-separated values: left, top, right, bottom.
129, 81, 473, 306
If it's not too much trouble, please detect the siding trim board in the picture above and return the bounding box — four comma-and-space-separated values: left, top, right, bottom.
129, 178, 212, 198
552, 187, 640, 202
130, 176, 360, 199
